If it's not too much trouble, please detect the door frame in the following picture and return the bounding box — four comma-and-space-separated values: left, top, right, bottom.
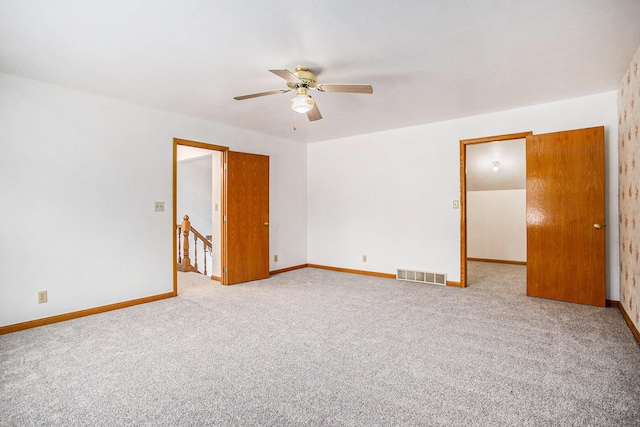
173, 138, 229, 294
459, 131, 532, 288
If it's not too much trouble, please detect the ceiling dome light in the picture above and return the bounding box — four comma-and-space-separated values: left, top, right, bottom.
493, 161, 500, 171
290, 94, 314, 113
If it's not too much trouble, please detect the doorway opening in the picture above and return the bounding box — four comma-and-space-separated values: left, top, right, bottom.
173, 138, 228, 294
460, 128, 606, 306
459, 132, 532, 288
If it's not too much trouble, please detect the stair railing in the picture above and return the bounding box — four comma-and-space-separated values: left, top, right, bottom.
176, 215, 212, 276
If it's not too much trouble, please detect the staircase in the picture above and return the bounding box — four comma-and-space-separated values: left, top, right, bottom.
177, 215, 213, 277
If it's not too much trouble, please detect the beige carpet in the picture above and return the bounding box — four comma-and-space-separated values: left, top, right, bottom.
1, 263, 639, 426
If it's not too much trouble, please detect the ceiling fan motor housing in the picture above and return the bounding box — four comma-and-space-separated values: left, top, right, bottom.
287, 67, 317, 90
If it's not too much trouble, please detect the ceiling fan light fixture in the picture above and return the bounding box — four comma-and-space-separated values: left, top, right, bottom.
234, 67, 372, 121
290, 94, 314, 113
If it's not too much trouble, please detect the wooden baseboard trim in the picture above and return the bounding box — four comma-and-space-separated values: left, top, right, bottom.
606, 300, 620, 308
270, 264, 308, 276
468, 258, 527, 266
447, 281, 463, 287
307, 264, 396, 279
0, 292, 175, 335
619, 303, 640, 344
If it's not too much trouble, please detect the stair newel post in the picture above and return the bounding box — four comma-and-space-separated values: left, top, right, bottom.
181, 215, 192, 272
193, 234, 199, 272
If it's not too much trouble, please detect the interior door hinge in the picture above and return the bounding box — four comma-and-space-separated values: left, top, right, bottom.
223, 215, 227, 222
223, 266, 228, 274
223, 163, 227, 171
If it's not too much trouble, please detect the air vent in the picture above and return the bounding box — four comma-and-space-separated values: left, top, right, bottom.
397, 268, 446, 286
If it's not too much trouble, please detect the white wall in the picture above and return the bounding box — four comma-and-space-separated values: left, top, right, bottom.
308, 91, 619, 299
0, 73, 307, 327
177, 154, 212, 237
467, 190, 526, 262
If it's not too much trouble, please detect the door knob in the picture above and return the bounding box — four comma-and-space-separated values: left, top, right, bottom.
593, 223, 602, 229
264, 222, 269, 226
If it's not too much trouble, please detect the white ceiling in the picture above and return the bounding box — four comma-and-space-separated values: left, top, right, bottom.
466, 139, 526, 191
177, 145, 213, 162
1, 1, 639, 144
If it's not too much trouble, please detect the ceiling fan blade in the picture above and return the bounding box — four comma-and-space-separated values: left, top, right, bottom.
233, 89, 290, 100
306, 101, 322, 121
269, 69, 302, 83
317, 84, 373, 94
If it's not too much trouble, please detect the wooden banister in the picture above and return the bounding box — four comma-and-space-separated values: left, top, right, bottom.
176, 215, 213, 277
190, 227, 212, 251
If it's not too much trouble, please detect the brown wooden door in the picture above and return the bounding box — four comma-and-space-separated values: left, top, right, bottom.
526, 127, 605, 306
224, 151, 269, 285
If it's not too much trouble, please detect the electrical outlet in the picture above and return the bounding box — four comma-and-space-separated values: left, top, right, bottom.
274, 255, 278, 262
362, 255, 367, 262
154, 201, 164, 212
38, 290, 48, 304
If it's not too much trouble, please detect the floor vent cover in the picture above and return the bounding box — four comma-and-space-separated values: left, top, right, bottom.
396, 269, 446, 286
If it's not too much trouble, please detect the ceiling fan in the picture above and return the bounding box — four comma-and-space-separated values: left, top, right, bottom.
233, 67, 373, 122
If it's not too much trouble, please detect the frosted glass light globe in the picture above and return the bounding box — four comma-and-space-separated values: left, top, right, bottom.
290, 94, 314, 113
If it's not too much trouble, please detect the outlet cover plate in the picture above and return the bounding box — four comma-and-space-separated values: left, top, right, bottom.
38, 290, 48, 304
